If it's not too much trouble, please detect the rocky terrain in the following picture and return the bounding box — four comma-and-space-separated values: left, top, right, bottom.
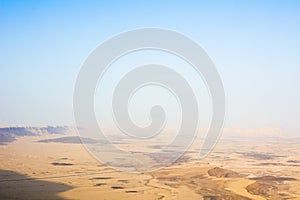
0, 128, 300, 199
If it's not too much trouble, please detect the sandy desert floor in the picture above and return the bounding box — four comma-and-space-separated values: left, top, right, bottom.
1, 133, 300, 200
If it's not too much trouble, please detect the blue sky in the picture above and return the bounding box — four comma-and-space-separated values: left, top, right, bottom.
0, 1, 299, 136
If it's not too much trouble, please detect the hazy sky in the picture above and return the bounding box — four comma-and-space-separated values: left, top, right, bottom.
1, 1, 299, 136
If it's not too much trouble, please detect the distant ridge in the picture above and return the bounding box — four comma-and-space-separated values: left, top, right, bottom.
0, 126, 70, 145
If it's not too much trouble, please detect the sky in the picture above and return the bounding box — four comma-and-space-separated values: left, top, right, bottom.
0, 1, 299, 136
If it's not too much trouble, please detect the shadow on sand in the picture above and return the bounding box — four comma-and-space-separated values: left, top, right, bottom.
0, 169, 72, 200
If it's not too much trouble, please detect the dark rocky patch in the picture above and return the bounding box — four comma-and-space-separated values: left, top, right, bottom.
237, 152, 285, 160
279, 193, 290, 197
174, 155, 191, 164
287, 160, 300, 163
203, 196, 218, 200
59, 157, 69, 160
203, 195, 250, 200
208, 167, 241, 178
246, 181, 277, 197
191, 174, 205, 179
51, 162, 73, 166
118, 180, 129, 183
38, 136, 98, 144
256, 162, 286, 166
94, 183, 106, 186
111, 186, 124, 189
164, 182, 179, 188
250, 176, 297, 182
90, 177, 112, 180
125, 190, 138, 193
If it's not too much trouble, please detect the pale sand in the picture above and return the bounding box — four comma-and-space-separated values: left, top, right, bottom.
1, 134, 300, 199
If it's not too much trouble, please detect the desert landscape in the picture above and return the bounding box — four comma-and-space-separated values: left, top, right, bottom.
2, 1, 300, 200
1, 127, 300, 200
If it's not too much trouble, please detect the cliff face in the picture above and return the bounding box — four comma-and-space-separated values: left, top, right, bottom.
0, 126, 69, 145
